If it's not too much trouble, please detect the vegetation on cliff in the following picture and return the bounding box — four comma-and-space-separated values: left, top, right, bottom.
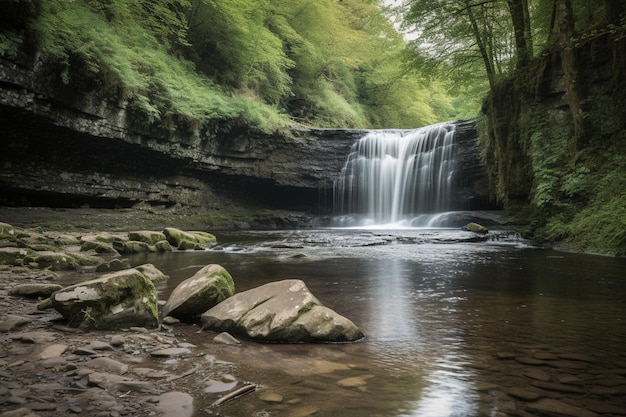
0, 0, 467, 132
401, 0, 626, 255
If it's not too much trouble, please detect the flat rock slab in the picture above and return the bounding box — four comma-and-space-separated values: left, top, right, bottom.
150, 347, 192, 357
201, 279, 364, 343
37, 344, 68, 360
154, 391, 194, 417
0, 315, 32, 332
9, 283, 63, 298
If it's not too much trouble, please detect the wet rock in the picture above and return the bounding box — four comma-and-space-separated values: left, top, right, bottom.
163, 227, 216, 250
288, 405, 320, 417
204, 380, 237, 393
37, 344, 68, 359
0, 315, 32, 332
133, 368, 171, 379
161, 264, 234, 320
50, 268, 158, 329
337, 375, 373, 388
11, 331, 57, 344
135, 263, 168, 284
88, 340, 114, 350
526, 398, 599, 417
201, 279, 364, 343
515, 356, 545, 365
529, 380, 586, 394
0, 247, 29, 266
128, 231, 167, 245
463, 222, 488, 234
523, 369, 551, 381
80, 240, 117, 254
24, 251, 99, 271
110, 335, 125, 347
259, 392, 284, 403
8, 284, 63, 299
496, 352, 517, 360
95, 258, 131, 273
213, 332, 241, 345
557, 353, 596, 363
86, 357, 129, 375
112, 240, 156, 254
154, 391, 194, 417
0, 408, 36, 417
150, 347, 192, 357
508, 387, 542, 401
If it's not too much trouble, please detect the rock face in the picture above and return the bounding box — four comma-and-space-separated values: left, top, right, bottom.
0, 57, 488, 216
162, 264, 235, 320
50, 268, 159, 329
201, 279, 364, 343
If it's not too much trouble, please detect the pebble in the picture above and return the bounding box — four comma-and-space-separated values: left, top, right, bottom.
336, 375, 374, 388
37, 343, 68, 359
110, 335, 125, 346
287, 405, 320, 417
213, 332, 241, 345
259, 392, 284, 403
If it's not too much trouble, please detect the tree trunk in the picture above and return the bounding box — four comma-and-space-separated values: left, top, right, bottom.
603, 0, 625, 25
507, 0, 532, 69
465, 0, 496, 87
556, 0, 585, 147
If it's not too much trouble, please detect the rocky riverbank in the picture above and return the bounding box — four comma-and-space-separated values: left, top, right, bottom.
0, 211, 271, 417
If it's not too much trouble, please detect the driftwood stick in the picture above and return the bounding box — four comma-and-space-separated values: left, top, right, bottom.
210, 383, 258, 407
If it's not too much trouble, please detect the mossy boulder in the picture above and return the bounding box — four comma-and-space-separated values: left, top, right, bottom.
0, 247, 30, 266
163, 227, 216, 250
112, 240, 156, 254
9, 283, 64, 298
162, 264, 234, 320
136, 263, 168, 284
0, 222, 16, 239
201, 279, 364, 343
154, 240, 173, 252
128, 231, 168, 245
464, 222, 489, 234
80, 240, 117, 254
50, 268, 159, 329
24, 251, 79, 270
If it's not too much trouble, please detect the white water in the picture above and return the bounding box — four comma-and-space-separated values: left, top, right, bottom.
333, 123, 458, 227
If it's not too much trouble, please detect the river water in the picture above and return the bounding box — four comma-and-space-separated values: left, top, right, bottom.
131, 227, 626, 417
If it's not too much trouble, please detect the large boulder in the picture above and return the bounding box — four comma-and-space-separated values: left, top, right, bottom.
201, 279, 364, 343
162, 264, 234, 320
50, 268, 159, 329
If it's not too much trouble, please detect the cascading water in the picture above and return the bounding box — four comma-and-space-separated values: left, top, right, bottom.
333, 122, 460, 227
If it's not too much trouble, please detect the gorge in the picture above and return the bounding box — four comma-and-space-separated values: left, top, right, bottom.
0, 57, 489, 227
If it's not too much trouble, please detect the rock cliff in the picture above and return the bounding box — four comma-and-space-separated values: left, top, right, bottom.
0, 56, 487, 220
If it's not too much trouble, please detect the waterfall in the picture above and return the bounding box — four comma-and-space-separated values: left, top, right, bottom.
333, 122, 459, 227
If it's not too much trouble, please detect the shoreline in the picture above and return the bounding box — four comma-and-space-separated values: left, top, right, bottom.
0, 213, 257, 417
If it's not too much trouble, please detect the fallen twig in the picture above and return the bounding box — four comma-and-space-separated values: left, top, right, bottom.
210, 383, 258, 407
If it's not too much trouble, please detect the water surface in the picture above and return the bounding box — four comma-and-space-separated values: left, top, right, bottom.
131, 228, 626, 417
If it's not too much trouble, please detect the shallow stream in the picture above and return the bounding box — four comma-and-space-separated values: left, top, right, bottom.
131, 228, 626, 417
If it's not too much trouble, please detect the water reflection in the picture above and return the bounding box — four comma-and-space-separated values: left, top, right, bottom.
129, 229, 626, 417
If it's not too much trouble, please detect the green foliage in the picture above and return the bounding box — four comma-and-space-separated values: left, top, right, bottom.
3, 0, 464, 130
0, 31, 22, 57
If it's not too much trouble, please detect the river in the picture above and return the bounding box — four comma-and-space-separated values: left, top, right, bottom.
130, 227, 626, 417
